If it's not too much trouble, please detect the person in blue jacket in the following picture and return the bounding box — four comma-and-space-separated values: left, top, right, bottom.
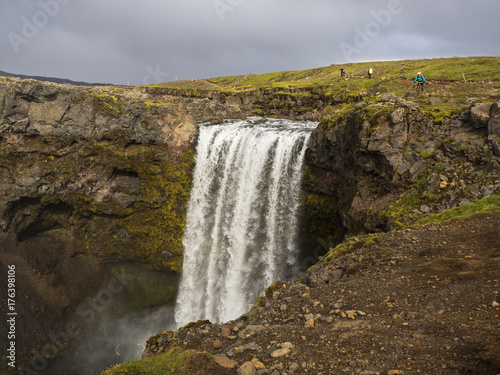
414, 72, 426, 92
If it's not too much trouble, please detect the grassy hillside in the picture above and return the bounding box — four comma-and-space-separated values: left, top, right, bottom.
143, 56, 500, 124
149, 56, 500, 93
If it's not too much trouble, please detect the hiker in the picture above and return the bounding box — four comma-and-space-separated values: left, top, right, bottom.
368, 68, 373, 79
340, 67, 345, 77
414, 72, 426, 92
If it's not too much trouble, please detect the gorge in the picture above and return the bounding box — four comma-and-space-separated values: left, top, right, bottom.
1, 57, 499, 374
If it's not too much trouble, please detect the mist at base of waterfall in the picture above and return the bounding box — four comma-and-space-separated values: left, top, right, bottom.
40, 306, 175, 375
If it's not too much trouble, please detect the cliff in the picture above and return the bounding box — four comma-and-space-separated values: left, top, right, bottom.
0, 78, 247, 365
1, 57, 499, 371
303, 93, 500, 250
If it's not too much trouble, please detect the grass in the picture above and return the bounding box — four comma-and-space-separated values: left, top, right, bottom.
101, 347, 217, 375
415, 256, 456, 272
379, 247, 393, 255
415, 148, 435, 160
319, 237, 365, 263
141, 56, 500, 92
363, 235, 381, 248
136, 57, 500, 126
415, 195, 500, 226
380, 191, 422, 227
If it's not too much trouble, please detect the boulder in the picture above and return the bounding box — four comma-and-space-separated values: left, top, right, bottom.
488, 102, 500, 137
470, 103, 492, 128
380, 93, 399, 103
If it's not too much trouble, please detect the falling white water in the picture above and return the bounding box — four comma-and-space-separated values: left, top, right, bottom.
174, 118, 317, 326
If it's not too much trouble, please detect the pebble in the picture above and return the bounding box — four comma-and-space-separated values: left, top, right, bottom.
281, 342, 295, 349
270, 348, 291, 357
238, 361, 256, 375
346, 310, 357, 319
221, 326, 231, 337
214, 355, 238, 369
213, 339, 223, 349
243, 342, 261, 351
304, 313, 315, 321
252, 358, 266, 370
304, 318, 315, 328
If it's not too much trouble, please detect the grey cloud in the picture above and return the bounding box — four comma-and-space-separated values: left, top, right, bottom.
1, 0, 498, 85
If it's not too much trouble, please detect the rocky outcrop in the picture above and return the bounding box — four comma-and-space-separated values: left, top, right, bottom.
0, 80, 251, 147
304, 95, 500, 239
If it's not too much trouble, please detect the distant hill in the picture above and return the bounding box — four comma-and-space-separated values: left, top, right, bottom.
0, 70, 105, 86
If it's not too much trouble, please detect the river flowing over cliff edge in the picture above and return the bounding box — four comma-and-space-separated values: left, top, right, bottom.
175, 118, 317, 325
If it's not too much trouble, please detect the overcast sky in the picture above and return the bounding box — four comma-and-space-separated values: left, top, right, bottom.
1, 0, 499, 86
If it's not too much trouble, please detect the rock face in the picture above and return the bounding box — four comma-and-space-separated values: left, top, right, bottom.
0, 79, 248, 364
304, 96, 500, 240
0, 80, 250, 146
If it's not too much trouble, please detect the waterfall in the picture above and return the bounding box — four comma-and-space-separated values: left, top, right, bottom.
174, 118, 317, 326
